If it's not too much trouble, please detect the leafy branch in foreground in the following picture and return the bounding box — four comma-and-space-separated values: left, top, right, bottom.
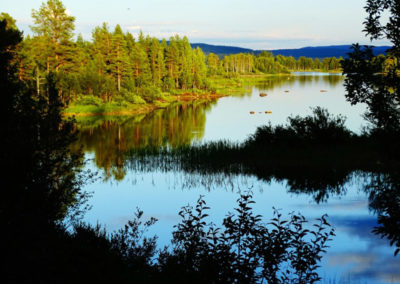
61, 193, 335, 283
158, 192, 335, 283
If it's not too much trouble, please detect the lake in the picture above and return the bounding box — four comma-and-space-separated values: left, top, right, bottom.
77, 73, 400, 283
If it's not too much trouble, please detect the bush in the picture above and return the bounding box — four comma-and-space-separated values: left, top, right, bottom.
139, 86, 163, 103
120, 89, 146, 105
158, 193, 335, 283
130, 95, 146, 105
75, 95, 103, 106
203, 79, 217, 93
247, 107, 353, 147
112, 96, 129, 107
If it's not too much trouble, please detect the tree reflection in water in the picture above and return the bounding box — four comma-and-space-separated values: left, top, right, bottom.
72, 100, 215, 180
121, 108, 400, 257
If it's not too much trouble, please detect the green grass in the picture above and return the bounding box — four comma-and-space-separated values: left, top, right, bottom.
64, 102, 150, 116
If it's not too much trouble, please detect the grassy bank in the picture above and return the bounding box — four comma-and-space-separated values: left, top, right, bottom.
64, 92, 225, 117
63, 74, 292, 116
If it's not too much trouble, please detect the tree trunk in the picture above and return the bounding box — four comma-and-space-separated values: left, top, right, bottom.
36, 67, 40, 95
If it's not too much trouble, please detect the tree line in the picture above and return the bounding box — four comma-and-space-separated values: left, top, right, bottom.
207, 51, 343, 75
2, 0, 343, 108
19, 14, 209, 104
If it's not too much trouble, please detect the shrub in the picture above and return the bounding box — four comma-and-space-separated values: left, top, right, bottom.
158, 193, 335, 283
246, 107, 353, 147
75, 95, 103, 106
112, 96, 129, 107
120, 89, 146, 105
139, 86, 163, 103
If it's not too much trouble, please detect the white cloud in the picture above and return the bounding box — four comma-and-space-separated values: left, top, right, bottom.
126, 25, 141, 31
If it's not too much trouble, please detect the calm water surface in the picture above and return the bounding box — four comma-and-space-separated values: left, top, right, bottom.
78, 73, 400, 283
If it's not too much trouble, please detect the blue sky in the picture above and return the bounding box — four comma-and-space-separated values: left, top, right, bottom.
1, 0, 391, 49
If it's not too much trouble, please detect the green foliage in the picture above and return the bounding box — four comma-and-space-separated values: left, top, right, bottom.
247, 107, 352, 147
74, 94, 103, 106
112, 95, 130, 107
342, 0, 400, 132
0, 12, 17, 30
30, 0, 76, 73
138, 85, 163, 103
120, 89, 146, 104
1, 20, 91, 283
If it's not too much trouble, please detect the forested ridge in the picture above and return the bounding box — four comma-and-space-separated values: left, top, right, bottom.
2, 0, 343, 113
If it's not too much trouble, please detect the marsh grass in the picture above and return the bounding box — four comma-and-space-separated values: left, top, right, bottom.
127, 107, 400, 180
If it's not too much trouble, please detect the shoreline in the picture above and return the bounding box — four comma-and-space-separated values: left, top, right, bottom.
63, 72, 339, 117
63, 93, 226, 117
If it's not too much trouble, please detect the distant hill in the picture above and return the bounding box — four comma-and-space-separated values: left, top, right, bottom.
190, 43, 253, 57
190, 43, 391, 59
264, 45, 391, 59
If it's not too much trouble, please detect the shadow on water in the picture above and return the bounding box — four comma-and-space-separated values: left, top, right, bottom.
123, 108, 400, 257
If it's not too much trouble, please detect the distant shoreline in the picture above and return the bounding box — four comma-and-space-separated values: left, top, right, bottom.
63, 72, 340, 117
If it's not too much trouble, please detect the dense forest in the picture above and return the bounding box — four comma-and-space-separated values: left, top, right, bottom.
1, 0, 342, 112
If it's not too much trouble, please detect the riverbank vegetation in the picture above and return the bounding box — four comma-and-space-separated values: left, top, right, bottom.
3, 0, 344, 116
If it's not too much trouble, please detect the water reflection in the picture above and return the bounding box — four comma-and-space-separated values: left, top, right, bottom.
124, 149, 400, 260
74, 74, 353, 181
73, 100, 216, 180
251, 74, 343, 92
77, 74, 398, 283
82, 161, 400, 282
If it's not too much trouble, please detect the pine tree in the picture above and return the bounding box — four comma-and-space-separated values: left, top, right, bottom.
179, 36, 193, 89
132, 36, 151, 88
31, 0, 75, 73
149, 38, 162, 86
111, 24, 129, 92
91, 23, 112, 76
166, 36, 180, 88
